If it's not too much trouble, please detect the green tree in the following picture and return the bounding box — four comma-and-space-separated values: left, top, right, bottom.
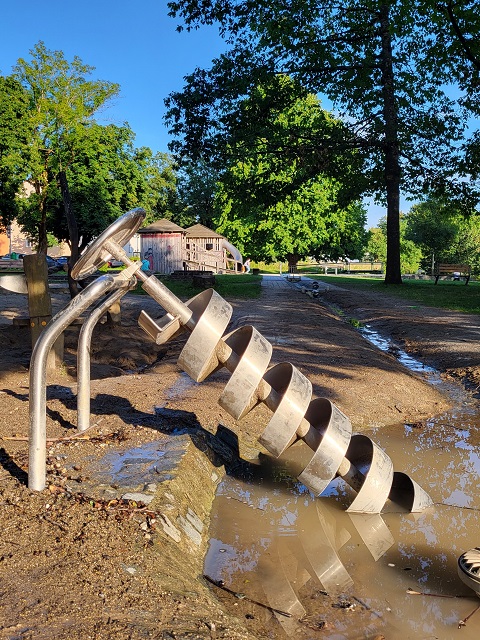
135, 149, 181, 225
0, 76, 31, 229
421, 2, 480, 211
35, 123, 155, 249
439, 2, 480, 84
166, 0, 479, 284
12, 41, 119, 254
174, 160, 219, 228
404, 199, 458, 271
215, 172, 367, 264
369, 216, 422, 274
211, 78, 368, 263
405, 198, 480, 274
450, 217, 480, 274
364, 227, 387, 264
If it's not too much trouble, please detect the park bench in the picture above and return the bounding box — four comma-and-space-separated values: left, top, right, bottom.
318, 262, 343, 275
434, 263, 471, 285
0, 258, 24, 270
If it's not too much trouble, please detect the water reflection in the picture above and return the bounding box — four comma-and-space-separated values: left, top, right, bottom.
205, 410, 480, 639
204, 323, 480, 637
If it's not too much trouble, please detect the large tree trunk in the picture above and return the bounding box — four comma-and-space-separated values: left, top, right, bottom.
379, 3, 402, 285
58, 170, 81, 298
286, 252, 300, 273
36, 180, 48, 256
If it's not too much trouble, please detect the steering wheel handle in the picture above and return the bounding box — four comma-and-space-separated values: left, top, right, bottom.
71, 208, 146, 280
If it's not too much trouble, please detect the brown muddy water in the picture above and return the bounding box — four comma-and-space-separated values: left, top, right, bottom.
204, 332, 480, 639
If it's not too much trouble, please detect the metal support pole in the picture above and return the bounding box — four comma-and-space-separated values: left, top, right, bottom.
28, 275, 120, 490
77, 281, 133, 432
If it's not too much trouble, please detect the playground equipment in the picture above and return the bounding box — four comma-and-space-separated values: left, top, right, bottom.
28, 274, 136, 489
28, 208, 432, 514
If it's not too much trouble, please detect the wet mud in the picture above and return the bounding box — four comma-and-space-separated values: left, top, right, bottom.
205, 335, 480, 639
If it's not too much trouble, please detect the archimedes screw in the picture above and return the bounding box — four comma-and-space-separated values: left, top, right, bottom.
33, 208, 431, 513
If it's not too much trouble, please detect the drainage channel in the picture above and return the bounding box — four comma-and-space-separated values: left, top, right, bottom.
360, 325, 437, 377
204, 326, 480, 639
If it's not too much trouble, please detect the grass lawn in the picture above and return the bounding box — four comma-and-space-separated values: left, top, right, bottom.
132, 273, 262, 300
309, 275, 480, 314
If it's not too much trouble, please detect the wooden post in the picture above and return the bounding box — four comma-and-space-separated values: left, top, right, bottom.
23, 254, 64, 368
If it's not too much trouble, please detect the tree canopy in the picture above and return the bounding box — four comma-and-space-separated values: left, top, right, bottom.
174, 160, 219, 228
365, 216, 422, 275
0, 76, 31, 228
405, 197, 480, 273
32, 124, 175, 248
9, 41, 120, 254
215, 180, 367, 264
166, 0, 480, 283
211, 75, 367, 262
0, 42, 179, 282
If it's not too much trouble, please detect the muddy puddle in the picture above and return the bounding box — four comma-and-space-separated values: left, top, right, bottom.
204, 329, 480, 639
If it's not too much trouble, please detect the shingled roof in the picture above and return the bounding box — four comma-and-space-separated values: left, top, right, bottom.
184, 223, 224, 238
138, 219, 185, 234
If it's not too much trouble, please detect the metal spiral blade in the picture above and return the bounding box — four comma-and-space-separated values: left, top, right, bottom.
139, 288, 432, 514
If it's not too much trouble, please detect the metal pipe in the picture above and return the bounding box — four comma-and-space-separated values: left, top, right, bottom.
77, 280, 134, 432
29, 275, 118, 491
104, 247, 323, 448
100, 247, 369, 493
104, 239, 195, 327
141, 274, 194, 327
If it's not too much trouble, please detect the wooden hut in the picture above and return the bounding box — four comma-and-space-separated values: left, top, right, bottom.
184, 223, 242, 273
138, 219, 185, 274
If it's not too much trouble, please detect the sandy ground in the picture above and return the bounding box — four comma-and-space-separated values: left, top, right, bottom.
0, 275, 478, 639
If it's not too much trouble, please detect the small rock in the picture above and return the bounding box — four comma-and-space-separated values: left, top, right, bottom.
121, 492, 154, 504
177, 515, 202, 546
186, 508, 203, 533
158, 513, 181, 543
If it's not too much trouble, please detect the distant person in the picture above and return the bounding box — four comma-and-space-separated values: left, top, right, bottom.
244, 258, 251, 273
141, 257, 151, 273
144, 248, 154, 271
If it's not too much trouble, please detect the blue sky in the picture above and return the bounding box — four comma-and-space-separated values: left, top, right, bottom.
0, 0, 225, 153
0, 0, 386, 225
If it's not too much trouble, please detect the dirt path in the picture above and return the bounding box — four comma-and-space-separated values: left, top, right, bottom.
0, 276, 477, 638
